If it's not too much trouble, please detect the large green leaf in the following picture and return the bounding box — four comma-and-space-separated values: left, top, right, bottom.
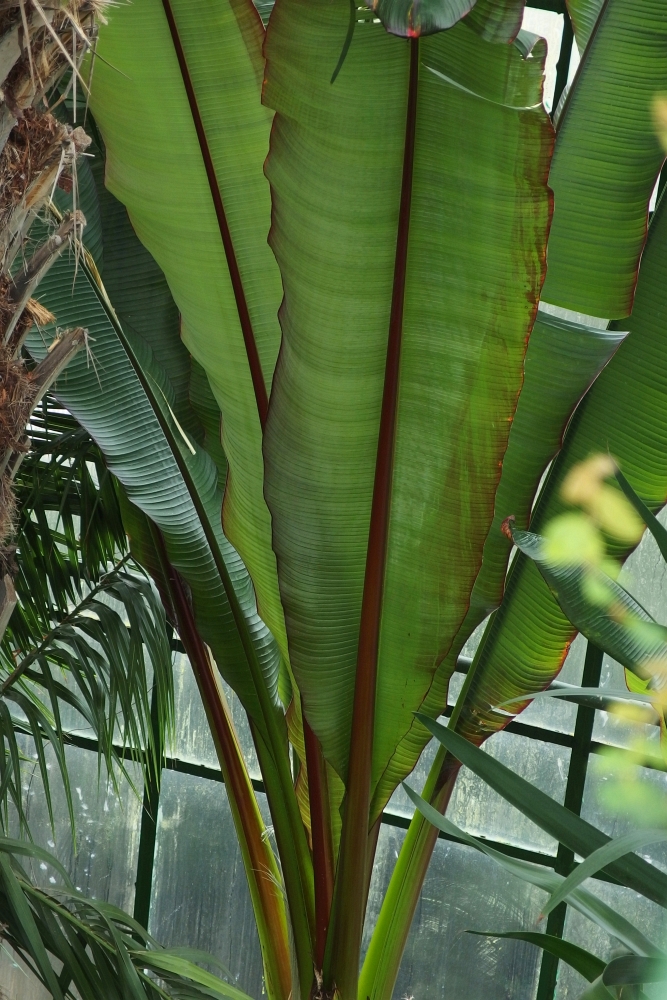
454, 190, 667, 748
263, 0, 552, 789
89, 153, 205, 445
566, 0, 605, 52
26, 237, 315, 1000
88, 0, 288, 661
71, 129, 234, 544
541, 1, 667, 317
26, 248, 281, 737
372, 311, 625, 813
466, 0, 525, 42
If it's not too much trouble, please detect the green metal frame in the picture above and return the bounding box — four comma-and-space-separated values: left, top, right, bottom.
64, 630, 655, 1000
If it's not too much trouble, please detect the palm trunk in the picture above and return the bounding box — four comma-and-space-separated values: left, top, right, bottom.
0, 0, 99, 616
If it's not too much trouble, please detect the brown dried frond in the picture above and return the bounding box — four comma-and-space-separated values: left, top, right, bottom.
0, 5, 20, 36
0, 106, 65, 213
5, 302, 36, 349
24, 295, 54, 326
0, 472, 17, 549
0, 345, 36, 455
0, 273, 13, 332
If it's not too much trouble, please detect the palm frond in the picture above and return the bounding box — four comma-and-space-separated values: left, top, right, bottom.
0, 838, 250, 1000
0, 394, 174, 839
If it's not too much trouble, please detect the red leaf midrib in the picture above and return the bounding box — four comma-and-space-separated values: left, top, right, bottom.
326, 36, 420, 992
161, 0, 270, 429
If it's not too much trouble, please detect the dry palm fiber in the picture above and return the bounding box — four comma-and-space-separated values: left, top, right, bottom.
0, 0, 103, 577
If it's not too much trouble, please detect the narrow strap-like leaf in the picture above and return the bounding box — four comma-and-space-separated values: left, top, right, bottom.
0, 853, 64, 999
543, 828, 667, 917
417, 716, 667, 907
604, 956, 667, 987
402, 782, 661, 958
466, 931, 605, 983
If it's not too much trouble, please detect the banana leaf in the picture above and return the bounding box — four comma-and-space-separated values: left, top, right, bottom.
88, 0, 288, 665
263, 0, 552, 794
566, 0, 605, 52
454, 188, 667, 748
24, 243, 306, 998
367, 0, 475, 38
372, 310, 626, 814
510, 525, 667, 682
541, 0, 667, 317
466, 0, 526, 42
26, 250, 281, 727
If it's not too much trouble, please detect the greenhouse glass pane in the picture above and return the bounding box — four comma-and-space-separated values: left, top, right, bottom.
591, 654, 661, 751
0, 946, 50, 1000
9, 737, 142, 908
172, 652, 260, 777
148, 769, 268, 996
0, 742, 142, 997
388, 730, 569, 856
522, 7, 564, 112
581, 755, 667, 872
363, 826, 545, 1000
556, 881, 667, 1000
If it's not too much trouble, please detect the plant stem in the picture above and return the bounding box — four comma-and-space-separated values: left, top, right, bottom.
304, 717, 334, 971
149, 525, 293, 1000
250, 719, 316, 1000
358, 751, 459, 1000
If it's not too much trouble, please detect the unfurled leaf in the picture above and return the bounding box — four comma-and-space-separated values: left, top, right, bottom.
263, 0, 552, 794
